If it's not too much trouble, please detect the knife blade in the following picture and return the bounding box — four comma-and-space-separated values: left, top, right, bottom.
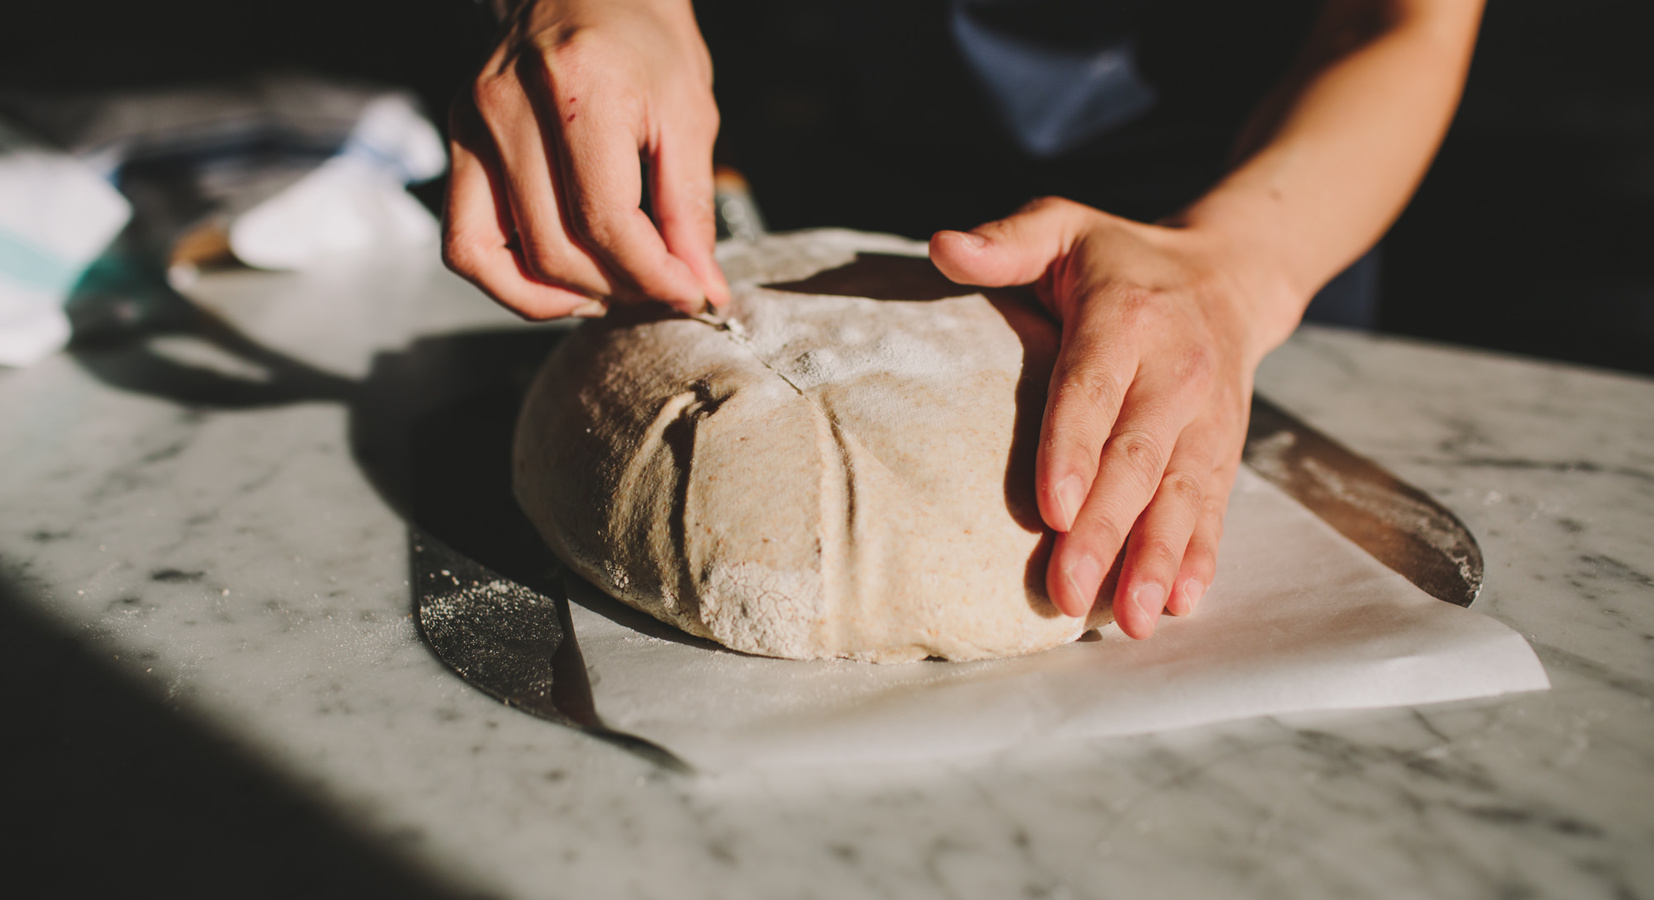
1243, 394, 1483, 607
411, 526, 691, 772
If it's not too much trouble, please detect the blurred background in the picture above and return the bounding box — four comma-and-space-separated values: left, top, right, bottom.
2, 0, 1649, 374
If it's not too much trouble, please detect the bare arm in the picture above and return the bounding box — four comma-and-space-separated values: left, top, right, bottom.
930, 0, 1486, 637
1186, 0, 1487, 345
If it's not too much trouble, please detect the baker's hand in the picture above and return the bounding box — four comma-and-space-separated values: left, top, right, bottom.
443, 0, 729, 319
931, 198, 1299, 639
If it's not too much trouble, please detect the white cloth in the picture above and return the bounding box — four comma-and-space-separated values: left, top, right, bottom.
229, 95, 444, 269
2, 75, 446, 273
0, 123, 131, 367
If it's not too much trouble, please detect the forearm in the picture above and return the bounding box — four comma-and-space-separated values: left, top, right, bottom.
1176, 0, 1485, 355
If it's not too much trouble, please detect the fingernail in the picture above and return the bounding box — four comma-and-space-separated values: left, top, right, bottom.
570, 300, 607, 318
1130, 582, 1166, 623
955, 230, 988, 249
1184, 579, 1206, 613
1055, 475, 1084, 531
1064, 554, 1102, 617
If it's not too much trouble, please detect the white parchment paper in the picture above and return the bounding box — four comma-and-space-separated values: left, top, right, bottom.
566, 468, 1549, 772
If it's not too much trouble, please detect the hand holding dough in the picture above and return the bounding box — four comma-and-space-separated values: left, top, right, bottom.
514, 230, 1112, 661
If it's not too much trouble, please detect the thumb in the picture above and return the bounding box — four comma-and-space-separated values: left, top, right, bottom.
929, 197, 1085, 288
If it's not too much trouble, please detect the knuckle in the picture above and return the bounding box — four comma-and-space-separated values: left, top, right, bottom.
545, 33, 639, 111
1051, 365, 1124, 420
441, 231, 483, 277
1135, 534, 1184, 571
1073, 509, 1131, 558
1159, 470, 1206, 508
572, 202, 622, 248
1182, 547, 1218, 583
545, 27, 607, 73
1045, 401, 1113, 462
519, 238, 574, 283
1107, 430, 1168, 484
472, 74, 516, 118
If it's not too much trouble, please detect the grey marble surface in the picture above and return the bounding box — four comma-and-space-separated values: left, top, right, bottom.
1, 249, 1651, 899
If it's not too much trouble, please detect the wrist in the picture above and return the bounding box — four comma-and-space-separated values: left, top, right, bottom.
1161, 208, 1310, 366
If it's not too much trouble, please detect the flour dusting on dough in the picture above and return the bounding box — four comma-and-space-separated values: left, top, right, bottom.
701, 562, 827, 659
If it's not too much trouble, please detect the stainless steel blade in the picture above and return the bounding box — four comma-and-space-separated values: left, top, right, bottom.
1243, 394, 1484, 607
411, 527, 691, 771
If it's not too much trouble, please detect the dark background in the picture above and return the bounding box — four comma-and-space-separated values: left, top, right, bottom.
1, 0, 1649, 376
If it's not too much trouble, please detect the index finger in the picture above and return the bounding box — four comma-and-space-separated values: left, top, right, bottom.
444, 98, 606, 319
530, 56, 708, 312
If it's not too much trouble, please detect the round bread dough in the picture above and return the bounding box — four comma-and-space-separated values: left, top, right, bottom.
514, 229, 1111, 662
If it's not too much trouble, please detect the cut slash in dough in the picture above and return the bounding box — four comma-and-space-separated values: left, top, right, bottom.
513, 229, 1111, 662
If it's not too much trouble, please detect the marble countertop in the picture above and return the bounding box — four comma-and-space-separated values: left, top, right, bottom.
2, 249, 1650, 899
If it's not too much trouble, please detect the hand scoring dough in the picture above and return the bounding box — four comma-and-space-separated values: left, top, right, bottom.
514, 230, 1112, 661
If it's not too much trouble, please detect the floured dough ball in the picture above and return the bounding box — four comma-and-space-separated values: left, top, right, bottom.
513, 229, 1110, 662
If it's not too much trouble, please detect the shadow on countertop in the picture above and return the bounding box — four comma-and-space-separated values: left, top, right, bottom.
4, 291, 584, 895
0, 572, 490, 900
65, 284, 568, 581
64, 276, 765, 774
